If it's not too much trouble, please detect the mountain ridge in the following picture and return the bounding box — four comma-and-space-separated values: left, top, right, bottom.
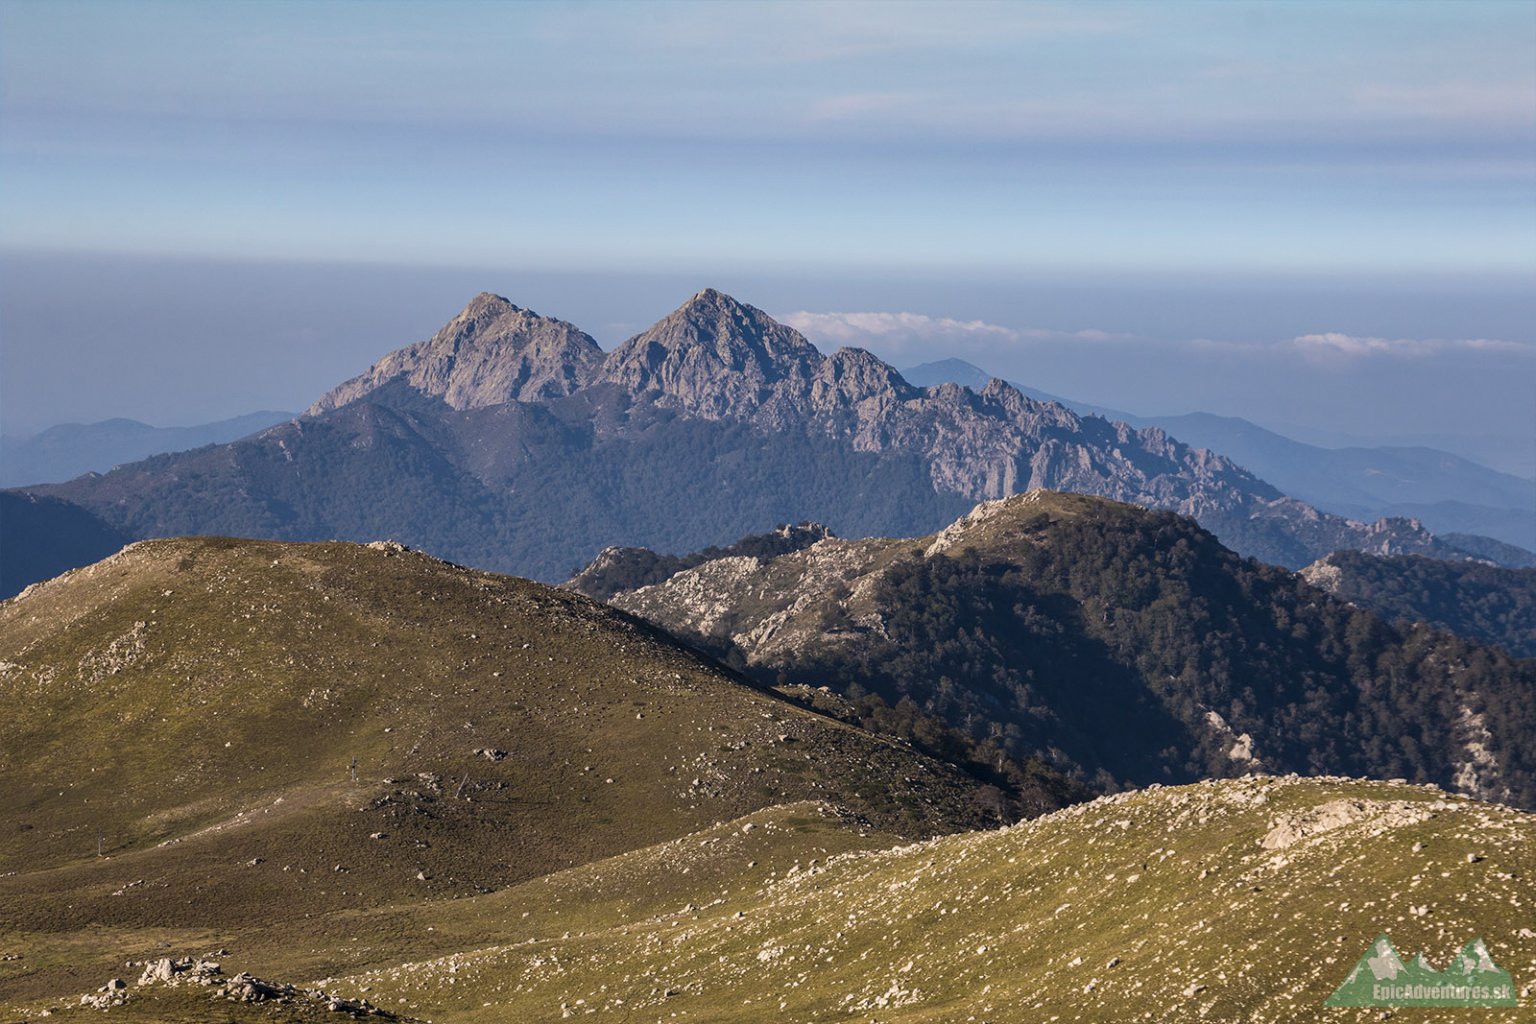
1303, 549, 1536, 658
0, 410, 295, 488
12, 290, 1503, 601
573, 490, 1536, 809
903, 356, 1536, 551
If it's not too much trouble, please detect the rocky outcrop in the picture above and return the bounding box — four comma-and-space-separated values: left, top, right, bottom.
309, 292, 603, 413
75, 956, 405, 1018
1259, 798, 1442, 851
583, 292, 1452, 566
568, 521, 837, 603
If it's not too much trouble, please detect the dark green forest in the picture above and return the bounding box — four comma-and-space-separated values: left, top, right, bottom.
1312, 551, 1536, 659
669, 504, 1536, 808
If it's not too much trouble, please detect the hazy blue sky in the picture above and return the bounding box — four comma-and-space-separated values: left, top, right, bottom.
2, 1, 1533, 473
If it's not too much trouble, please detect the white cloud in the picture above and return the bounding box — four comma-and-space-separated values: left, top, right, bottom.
1290, 332, 1412, 357
1287, 332, 1533, 360
777, 312, 1533, 369
779, 310, 1132, 360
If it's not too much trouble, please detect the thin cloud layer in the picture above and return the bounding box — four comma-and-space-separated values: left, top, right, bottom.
782, 311, 1533, 369
781, 310, 1131, 360
1288, 332, 1532, 360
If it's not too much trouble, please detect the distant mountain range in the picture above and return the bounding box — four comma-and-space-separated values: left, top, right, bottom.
572, 491, 1536, 809
0, 410, 293, 488
6, 290, 1523, 602
903, 358, 1536, 553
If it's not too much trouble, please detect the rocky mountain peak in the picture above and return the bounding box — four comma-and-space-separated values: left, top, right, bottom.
646, 287, 819, 364
307, 293, 604, 414
679, 286, 736, 312
594, 289, 824, 419
459, 290, 521, 321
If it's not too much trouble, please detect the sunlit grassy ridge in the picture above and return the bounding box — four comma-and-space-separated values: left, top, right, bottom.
326, 776, 1534, 1024
0, 538, 997, 1009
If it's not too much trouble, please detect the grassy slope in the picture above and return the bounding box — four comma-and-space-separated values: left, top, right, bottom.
314, 776, 1534, 1024
0, 538, 995, 1008
2, 802, 890, 1022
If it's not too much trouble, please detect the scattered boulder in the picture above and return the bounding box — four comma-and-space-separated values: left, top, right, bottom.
111, 957, 404, 1018
1260, 799, 1437, 850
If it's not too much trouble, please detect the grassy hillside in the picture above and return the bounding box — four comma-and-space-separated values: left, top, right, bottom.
11, 777, 1532, 1023
334, 776, 1536, 1023
0, 537, 1013, 1009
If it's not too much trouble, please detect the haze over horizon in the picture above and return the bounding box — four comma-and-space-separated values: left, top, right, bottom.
2, 1, 1532, 474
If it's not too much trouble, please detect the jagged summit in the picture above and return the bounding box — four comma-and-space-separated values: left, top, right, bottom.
595, 288, 823, 419
308, 292, 604, 414
682, 286, 742, 310
637, 287, 818, 359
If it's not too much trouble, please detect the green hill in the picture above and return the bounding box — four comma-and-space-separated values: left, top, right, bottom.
323, 775, 1531, 1024
0, 537, 1020, 1011
18, 775, 1529, 1023
6, 538, 1532, 1023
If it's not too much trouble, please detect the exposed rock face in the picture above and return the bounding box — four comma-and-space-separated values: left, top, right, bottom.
587, 292, 1461, 565
568, 521, 835, 603
95, 956, 405, 1018
309, 292, 604, 413
596, 292, 1274, 517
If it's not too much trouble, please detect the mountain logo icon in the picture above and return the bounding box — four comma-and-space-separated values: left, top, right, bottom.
1326, 934, 1519, 1007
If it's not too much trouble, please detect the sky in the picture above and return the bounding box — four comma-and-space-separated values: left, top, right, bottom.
2, 0, 1533, 473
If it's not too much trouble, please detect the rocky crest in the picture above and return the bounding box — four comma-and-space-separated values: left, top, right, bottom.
308, 292, 603, 413
593, 292, 1274, 514
76, 957, 404, 1018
